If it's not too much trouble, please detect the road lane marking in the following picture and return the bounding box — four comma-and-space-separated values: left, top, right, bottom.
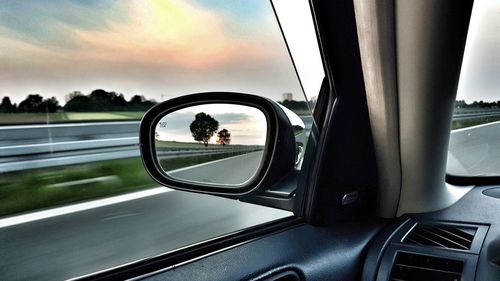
100, 212, 141, 221
0, 137, 138, 149
451, 120, 500, 134
0, 187, 171, 228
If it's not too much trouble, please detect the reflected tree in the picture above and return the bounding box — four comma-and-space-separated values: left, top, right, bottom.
190, 112, 219, 147
216, 129, 231, 146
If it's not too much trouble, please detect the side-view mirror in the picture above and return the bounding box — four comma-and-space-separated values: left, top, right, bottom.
139, 92, 303, 210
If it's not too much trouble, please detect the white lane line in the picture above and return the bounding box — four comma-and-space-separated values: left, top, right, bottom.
168, 151, 262, 174
0, 121, 140, 130
451, 120, 500, 134
100, 212, 141, 222
0, 187, 171, 228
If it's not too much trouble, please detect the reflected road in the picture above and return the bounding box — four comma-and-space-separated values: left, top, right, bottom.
169, 151, 264, 185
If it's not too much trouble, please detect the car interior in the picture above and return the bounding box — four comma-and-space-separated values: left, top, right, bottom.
70, 0, 500, 280
2, 0, 498, 280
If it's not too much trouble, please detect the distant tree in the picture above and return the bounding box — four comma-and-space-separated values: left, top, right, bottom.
66, 91, 83, 103
455, 100, 467, 108
279, 99, 309, 112
113, 93, 127, 108
41, 96, 60, 113
0, 97, 16, 113
129, 95, 145, 104
216, 129, 231, 146
88, 89, 114, 111
18, 94, 44, 113
65, 94, 91, 112
128, 94, 156, 111
190, 112, 219, 147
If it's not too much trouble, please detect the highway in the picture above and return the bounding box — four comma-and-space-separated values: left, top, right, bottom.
0, 188, 290, 280
448, 121, 500, 176
0, 126, 288, 281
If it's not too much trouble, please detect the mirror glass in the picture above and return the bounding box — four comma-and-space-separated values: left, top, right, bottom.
154, 103, 267, 186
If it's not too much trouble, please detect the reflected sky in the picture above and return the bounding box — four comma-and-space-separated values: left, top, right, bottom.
0, 0, 303, 104
156, 104, 267, 145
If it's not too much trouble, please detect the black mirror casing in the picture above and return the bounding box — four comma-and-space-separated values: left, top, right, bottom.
140, 92, 296, 201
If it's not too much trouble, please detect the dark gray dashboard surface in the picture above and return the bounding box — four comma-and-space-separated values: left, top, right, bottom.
142, 222, 383, 281
364, 185, 500, 280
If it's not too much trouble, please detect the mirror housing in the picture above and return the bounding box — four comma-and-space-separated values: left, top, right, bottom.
140, 92, 297, 202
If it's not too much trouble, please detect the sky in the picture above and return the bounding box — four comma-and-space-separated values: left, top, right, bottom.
0, 0, 305, 105
156, 104, 267, 145
456, 0, 500, 103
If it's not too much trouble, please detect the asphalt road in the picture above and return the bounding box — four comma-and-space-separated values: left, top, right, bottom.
169, 151, 264, 185
0, 115, 306, 280
448, 121, 500, 176
0, 189, 290, 280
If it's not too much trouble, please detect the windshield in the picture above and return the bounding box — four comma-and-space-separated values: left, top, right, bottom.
447, 0, 500, 177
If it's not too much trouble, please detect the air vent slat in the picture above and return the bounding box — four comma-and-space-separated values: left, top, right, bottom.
408, 231, 448, 248
431, 225, 473, 243
390, 252, 463, 281
404, 237, 422, 245
394, 263, 462, 275
403, 223, 476, 251
417, 227, 468, 250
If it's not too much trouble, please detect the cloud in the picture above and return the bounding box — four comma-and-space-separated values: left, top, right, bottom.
0, 0, 304, 105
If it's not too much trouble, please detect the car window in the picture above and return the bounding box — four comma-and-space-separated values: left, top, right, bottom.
0, 1, 317, 280
447, 0, 500, 177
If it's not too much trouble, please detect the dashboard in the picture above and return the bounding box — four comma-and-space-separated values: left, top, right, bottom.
363, 185, 500, 280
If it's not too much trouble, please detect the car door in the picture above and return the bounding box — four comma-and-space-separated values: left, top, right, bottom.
74, 1, 390, 280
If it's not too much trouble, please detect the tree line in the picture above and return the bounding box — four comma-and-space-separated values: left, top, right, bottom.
455, 100, 500, 109
0, 90, 157, 113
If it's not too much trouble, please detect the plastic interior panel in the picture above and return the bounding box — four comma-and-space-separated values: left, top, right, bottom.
140, 222, 384, 281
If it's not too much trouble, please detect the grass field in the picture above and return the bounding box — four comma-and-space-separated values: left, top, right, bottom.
451, 116, 500, 130
0, 111, 145, 124
0, 113, 68, 123
0, 150, 254, 217
155, 140, 263, 150
0, 157, 155, 217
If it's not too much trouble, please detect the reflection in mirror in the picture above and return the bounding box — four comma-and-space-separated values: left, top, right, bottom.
155, 103, 267, 186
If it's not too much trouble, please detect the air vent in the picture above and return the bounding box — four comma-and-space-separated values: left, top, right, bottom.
403, 223, 476, 251
390, 252, 463, 281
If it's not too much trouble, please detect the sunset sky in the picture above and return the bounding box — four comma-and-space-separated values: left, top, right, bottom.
1, 0, 498, 106
0, 0, 304, 104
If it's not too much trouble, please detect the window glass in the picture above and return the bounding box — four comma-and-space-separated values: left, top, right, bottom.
448, 0, 500, 176
0, 1, 315, 279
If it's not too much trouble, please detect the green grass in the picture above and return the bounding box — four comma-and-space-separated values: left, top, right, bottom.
114, 111, 146, 119
155, 140, 260, 150
155, 140, 220, 149
65, 112, 133, 120
0, 113, 68, 124
0, 158, 156, 217
0, 111, 146, 124
0, 150, 258, 217
452, 116, 500, 130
